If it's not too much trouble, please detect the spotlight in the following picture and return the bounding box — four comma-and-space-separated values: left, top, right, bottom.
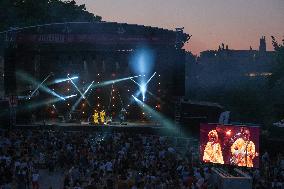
52, 76, 78, 85
131, 95, 179, 134
67, 76, 85, 99
140, 84, 147, 101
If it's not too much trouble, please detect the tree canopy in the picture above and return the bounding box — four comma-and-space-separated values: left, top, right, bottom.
0, 0, 102, 31
269, 36, 284, 87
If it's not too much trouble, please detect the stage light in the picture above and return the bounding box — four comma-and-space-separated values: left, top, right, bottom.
23, 97, 64, 110
29, 73, 52, 98
89, 75, 140, 89
64, 94, 77, 99
140, 84, 147, 101
16, 71, 65, 100
146, 72, 156, 85
129, 48, 155, 77
68, 76, 85, 99
82, 111, 85, 114
131, 95, 181, 135
51, 76, 78, 85
130, 72, 156, 102
67, 103, 70, 106
71, 81, 94, 111
84, 81, 94, 95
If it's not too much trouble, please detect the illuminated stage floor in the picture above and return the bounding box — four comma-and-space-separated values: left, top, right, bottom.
14, 121, 172, 133
23, 121, 162, 127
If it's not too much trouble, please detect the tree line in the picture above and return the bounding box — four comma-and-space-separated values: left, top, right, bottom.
0, 0, 102, 31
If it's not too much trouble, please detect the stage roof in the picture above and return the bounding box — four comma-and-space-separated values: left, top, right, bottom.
0, 22, 190, 47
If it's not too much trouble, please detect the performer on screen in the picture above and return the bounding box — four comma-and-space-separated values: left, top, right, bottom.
203, 129, 224, 164
230, 128, 257, 167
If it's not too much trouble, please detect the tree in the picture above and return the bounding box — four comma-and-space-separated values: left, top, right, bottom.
0, 0, 102, 31
269, 36, 284, 87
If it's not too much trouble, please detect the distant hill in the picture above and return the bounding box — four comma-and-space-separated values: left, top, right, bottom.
0, 0, 102, 31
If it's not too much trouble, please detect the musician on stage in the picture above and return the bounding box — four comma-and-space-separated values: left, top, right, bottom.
100, 110, 106, 124
93, 110, 99, 124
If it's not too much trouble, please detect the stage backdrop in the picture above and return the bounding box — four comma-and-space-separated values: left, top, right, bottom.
200, 123, 260, 168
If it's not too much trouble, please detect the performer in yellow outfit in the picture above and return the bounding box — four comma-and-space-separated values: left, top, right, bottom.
93, 110, 99, 124
230, 128, 257, 167
203, 130, 224, 164
100, 110, 106, 124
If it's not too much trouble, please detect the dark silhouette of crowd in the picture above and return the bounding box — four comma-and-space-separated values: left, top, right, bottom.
0, 129, 283, 189
0, 130, 210, 189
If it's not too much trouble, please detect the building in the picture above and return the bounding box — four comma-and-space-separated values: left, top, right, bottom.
186, 36, 275, 97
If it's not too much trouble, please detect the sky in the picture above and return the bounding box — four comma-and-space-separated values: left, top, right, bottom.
76, 0, 284, 55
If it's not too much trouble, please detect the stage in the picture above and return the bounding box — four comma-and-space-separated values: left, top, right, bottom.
14, 121, 181, 136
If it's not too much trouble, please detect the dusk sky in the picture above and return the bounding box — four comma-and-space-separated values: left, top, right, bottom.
76, 0, 284, 55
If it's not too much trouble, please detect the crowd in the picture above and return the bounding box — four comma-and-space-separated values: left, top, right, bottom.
0, 129, 283, 189
0, 129, 211, 189
250, 151, 284, 189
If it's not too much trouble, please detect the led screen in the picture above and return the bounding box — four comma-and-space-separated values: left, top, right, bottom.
200, 123, 259, 168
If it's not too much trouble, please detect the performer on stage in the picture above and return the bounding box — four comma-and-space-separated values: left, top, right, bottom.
203, 129, 224, 164
119, 108, 126, 124
93, 110, 99, 124
230, 128, 257, 167
100, 110, 106, 124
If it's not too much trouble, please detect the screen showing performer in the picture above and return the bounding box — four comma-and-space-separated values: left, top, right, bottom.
203, 130, 224, 164
200, 123, 259, 168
